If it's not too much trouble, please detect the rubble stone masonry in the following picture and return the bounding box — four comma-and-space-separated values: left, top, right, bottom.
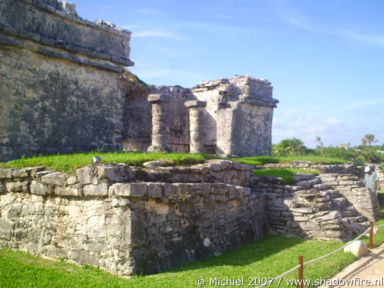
0, 161, 381, 276
0, 0, 132, 161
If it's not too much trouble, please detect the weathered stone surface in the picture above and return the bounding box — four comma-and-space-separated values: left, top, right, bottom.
0, 0, 132, 162
126, 76, 278, 157
83, 184, 109, 197
143, 161, 168, 169
0, 0, 132, 66
5, 181, 28, 193
0, 161, 380, 277
55, 185, 82, 197
252, 163, 379, 241
76, 167, 93, 185
41, 172, 69, 186
110, 183, 148, 198
30, 181, 51, 196
0, 169, 13, 179
96, 164, 132, 182
344, 241, 368, 257
147, 93, 170, 152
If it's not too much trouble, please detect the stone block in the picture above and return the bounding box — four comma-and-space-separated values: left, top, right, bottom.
148, 93, 169, 103
147, 183, 163, 198
0, 182, 4, 194
76, 166, 93, 185
55, 185, 82, 197
0, 169, 13, 179
5, 181, 28, 193
41, 172, 68, 186
66, 176, 78, 185
96, 164, 132, 182
163, 183, 174, 197
110, 183, 147, 198
83, 183, 109, 197
296, 181, 313, 189
30, 181, 51, 195
11, 168, 30, 178
318, 211, 341, 222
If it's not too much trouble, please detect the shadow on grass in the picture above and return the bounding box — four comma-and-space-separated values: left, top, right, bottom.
162, 235, 305, 274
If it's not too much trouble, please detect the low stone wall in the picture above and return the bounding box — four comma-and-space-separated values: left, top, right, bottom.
0, 162, 264, 276
252, 167, 380, 241
73, 159, 253, 187
0, 161, 381, 276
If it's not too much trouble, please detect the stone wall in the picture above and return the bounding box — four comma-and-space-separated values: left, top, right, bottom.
0, 161, 265, 276
252, 164, 381, 241
0, 161, 381, 276
0, 0, 132, 161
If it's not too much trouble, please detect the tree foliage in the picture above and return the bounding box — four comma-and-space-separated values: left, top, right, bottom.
361, 134, 376, 146
272, 138, 308, 156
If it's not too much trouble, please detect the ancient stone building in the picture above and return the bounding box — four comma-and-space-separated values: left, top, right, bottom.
0, 0, 133, 161
0, 0, 278, 162
123, 77, 279, 157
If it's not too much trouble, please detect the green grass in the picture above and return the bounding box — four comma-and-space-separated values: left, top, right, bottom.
0, 236, 355, 288
232, 155, 348, 166
252, 168, 319, 184
1, 208, 383, 288
359, 206, 384, 247
0, 152, 218, 173
0, 152, 350, 174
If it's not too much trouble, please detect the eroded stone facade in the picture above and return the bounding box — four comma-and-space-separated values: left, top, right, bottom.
0, 161, 264, 276
0, 0, 133, 161
123, 77, 279, 157
0, 161, 381, 276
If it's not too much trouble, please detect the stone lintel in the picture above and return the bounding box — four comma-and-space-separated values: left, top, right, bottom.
147, 93, 169, 103
184, 100, 206, 108
240, 98, 279, 108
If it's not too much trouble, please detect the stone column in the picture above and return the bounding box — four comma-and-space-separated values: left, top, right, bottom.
185, 100, 206, 154
147, 93, 169, 152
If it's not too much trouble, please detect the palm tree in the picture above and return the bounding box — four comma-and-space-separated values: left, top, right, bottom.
361, 134, 376, 147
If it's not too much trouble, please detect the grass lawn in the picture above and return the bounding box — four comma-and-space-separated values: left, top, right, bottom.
0, 152, 349, 174
232, 155, 348, 166
2, 206, 384, 288
0, 237, 355, 288
0, 152, 218, 173
252, 168, 319, 184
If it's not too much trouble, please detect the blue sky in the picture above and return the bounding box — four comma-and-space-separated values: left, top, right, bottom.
71, 0, 384, 147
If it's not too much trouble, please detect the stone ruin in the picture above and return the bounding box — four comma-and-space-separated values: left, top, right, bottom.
0, 0, 381, 278
124, 77, 278, 157
0, 162, 380, 276
0, 0, 278, 162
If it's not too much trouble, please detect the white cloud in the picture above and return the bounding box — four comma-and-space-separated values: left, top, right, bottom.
337, 30, 384, 48
134, 29, 189, 42
324, 117, 343, 126
282, 11, 384, 49
273, 110, 352, 147
332, 98, 384, 113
